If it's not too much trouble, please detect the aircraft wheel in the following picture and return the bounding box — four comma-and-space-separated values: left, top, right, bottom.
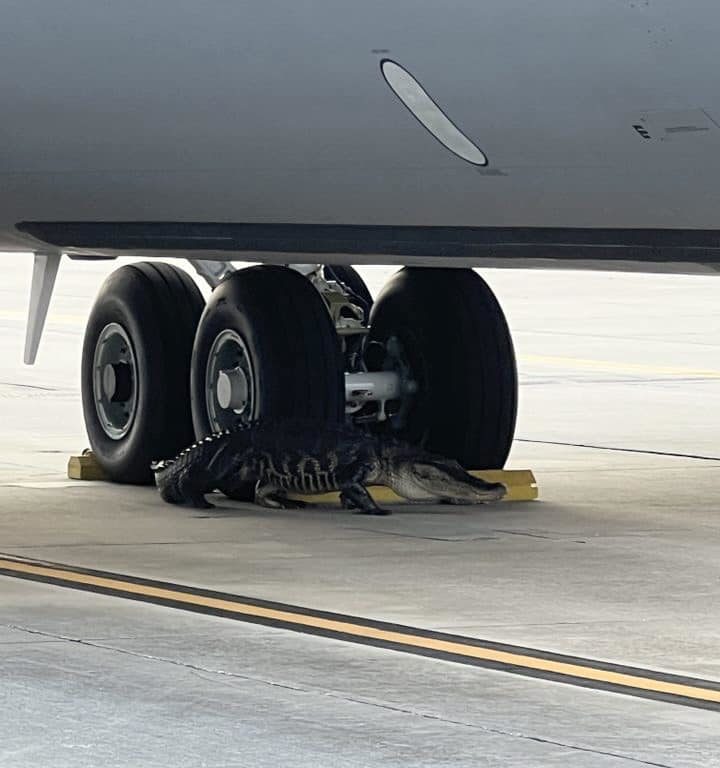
191, 265, 344, 437
367, 267, 517, 468
81, 262, 204, 483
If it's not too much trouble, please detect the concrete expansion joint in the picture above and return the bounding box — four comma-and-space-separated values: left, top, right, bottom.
1, 622, 678, 768
340, 700, 681, 768
4, 621, 308, 692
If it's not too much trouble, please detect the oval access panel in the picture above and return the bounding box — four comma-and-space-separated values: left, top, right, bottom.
381, 59, 488, 166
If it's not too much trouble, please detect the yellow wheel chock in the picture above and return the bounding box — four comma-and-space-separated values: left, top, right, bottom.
68, 451, 538, 502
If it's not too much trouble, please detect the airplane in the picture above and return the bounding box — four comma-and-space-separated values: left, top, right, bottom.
3, 1, 720, 486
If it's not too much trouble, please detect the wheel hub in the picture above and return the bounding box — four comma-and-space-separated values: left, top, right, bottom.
102, 362, 133, 402
216, 367, 249, 411
92, 323, 138, 440
206, 329, 255, 431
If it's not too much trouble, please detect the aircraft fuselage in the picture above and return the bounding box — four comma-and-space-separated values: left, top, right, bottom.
2, 1, 720, 265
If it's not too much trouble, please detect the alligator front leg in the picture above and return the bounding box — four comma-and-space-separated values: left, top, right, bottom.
340, 484, 390, 516
175, 474, 214, 509
187, 494, 215, 509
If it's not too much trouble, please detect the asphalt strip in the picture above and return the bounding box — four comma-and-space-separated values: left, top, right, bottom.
1, 552, 718, 712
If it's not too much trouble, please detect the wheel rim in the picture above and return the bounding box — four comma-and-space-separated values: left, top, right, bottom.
92, 323, 138, 440
205, 329, 256, 432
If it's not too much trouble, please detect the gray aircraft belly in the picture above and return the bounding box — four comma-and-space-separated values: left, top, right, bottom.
2, 1, 720, 261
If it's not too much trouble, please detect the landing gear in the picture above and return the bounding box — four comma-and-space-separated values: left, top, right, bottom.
366, 268, 518, 469
78, 260, 517, 489
81, 263, 204, 483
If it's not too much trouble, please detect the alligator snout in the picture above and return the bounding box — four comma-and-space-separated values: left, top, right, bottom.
444, 477, 506, 503
388, 459, 507, 504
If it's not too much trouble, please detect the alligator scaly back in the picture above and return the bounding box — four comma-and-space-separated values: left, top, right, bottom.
152, 419, 505, 511
151, 419, 371, 509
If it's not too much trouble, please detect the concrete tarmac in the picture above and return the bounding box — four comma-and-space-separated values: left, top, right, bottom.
1, 255, 720, 766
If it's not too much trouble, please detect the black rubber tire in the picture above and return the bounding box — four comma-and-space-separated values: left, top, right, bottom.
367, 267, 517, 469
81, 262, 205, 484
191, 265, 344, 438
323, 264, 373, 320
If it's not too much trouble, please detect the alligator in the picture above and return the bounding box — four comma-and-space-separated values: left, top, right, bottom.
151, 420, 506, 514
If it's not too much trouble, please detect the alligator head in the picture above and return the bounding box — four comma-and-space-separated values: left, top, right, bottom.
382, 450, 506, 504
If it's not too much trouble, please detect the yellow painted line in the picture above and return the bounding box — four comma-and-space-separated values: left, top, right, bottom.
1, 556, 719, 707
1, 303, 714, 378
3, 301, 713, 378
0, 309, 86, 326
520, 353, 720, 378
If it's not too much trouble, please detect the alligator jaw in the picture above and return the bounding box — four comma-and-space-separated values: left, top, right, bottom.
386, 459, 506, 504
